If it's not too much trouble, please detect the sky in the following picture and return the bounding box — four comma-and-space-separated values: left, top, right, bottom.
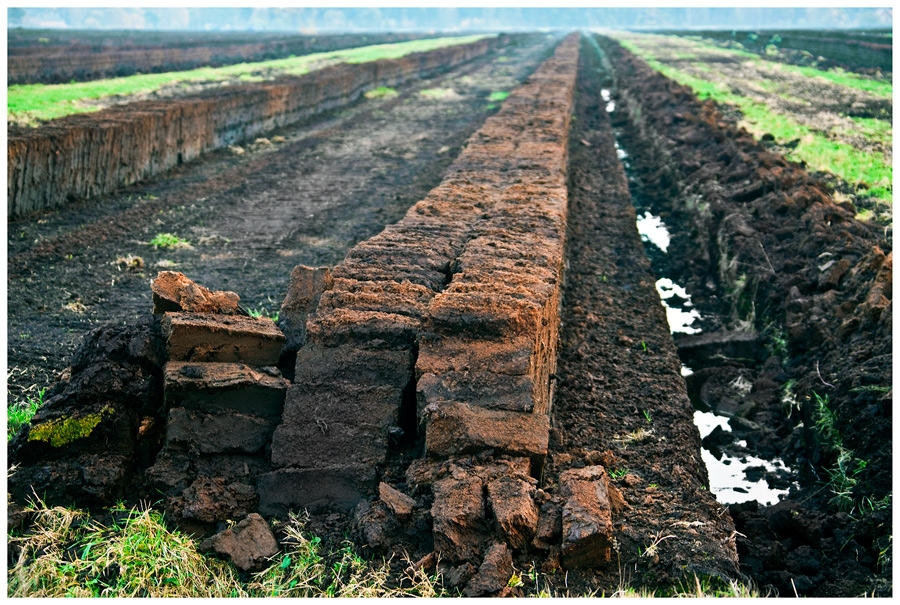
6, 7, 894, 32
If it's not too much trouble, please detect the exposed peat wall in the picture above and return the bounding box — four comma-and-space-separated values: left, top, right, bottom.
8, 33, 431, 85
7, 36, 498, 217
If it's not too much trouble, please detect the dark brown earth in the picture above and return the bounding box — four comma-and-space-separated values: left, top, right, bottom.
7, 31, 892, 598
600, 34, 891, 597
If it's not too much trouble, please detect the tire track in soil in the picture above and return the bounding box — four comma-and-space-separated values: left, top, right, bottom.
540, 37, 739, 595
6, 34, 560, 404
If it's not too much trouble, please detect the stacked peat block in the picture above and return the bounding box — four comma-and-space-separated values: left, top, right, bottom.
8, 37, 498, 217
264, 34, 613, 584
145, 272, 289, 529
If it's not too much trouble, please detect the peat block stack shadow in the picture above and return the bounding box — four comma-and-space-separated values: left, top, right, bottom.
7, 35, 501, 217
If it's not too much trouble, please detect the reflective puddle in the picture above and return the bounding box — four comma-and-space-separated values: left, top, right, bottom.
636, 211, 668, 252
656, 278, 701, 335
694, 410, 797, 506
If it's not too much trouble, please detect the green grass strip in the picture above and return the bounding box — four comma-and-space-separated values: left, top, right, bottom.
661, 35, 893, 99
619, 39, 892, 204
9, 35, 491, 123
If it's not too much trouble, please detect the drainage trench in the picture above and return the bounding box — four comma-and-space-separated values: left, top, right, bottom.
591, 35, 799, 508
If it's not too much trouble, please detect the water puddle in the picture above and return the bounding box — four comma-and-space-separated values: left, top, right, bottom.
656, 278, 702, 334
602, 88, 616, 112
636, 211, 668, 252
694, 410, 796, 506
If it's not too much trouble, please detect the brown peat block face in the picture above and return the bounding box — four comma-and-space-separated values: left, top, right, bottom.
163, 361, 288, 418
151, 270, 242, 315
558, 466, 615, 569
162, 312, 285, 365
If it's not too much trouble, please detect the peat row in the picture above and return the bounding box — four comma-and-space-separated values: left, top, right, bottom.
7, 35, 499, 217
8, 33, 430, 85
263, 34, 580, 594
599, 35, 891, 596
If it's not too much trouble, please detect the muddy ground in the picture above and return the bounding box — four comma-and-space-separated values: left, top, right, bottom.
601, 34, 891, 597
7, 32, 558, 407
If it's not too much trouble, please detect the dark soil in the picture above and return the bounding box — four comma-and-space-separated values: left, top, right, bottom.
600, 34, 891, 597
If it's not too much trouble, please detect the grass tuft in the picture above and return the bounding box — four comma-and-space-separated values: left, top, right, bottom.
7, 388, 45, 440
149, 233, 190, 249
364, 86, 398, 100
9, 504, 451, 598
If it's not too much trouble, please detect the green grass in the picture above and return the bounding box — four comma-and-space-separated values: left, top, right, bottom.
618, 39, 892, 204
149, 233, 189, 249
488, 90, 510, 102
7, 388, 45, 441
247, 307, 280, 322
9, 35, 491, 123
363, 86, 398, 100
8, 503, 449, 598
8, 498, 763, 598
418, 88, 457, 99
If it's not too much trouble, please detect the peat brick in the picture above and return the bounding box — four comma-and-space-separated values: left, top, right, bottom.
415, 334, 533, 377
162, 312, 284, 365
559, 466, 614, 569
165, 407, 276, 455
256, 464, 376, 515
163, 361, 287, 418
417, 370, 535, 413
426, 291, 545, 339
424, 402, 549, 472
199, 513, 279, 572
305, 308, 419, 350
463, 543, 513, 597
279, 265, 333, 353
379, 482, 417, 518
271, 383, 400, 468
487, 475, 539, 550
294, 344, 412, 390
432, 471, 486, 563
170, 476, 258, 524
151, 271, 241, 315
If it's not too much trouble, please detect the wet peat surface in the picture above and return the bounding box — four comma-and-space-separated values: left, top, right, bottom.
7, 33, 559, 406
599, 36, 891, 597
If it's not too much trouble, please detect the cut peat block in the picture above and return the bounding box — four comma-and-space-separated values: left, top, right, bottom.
162, 312, 284, 365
